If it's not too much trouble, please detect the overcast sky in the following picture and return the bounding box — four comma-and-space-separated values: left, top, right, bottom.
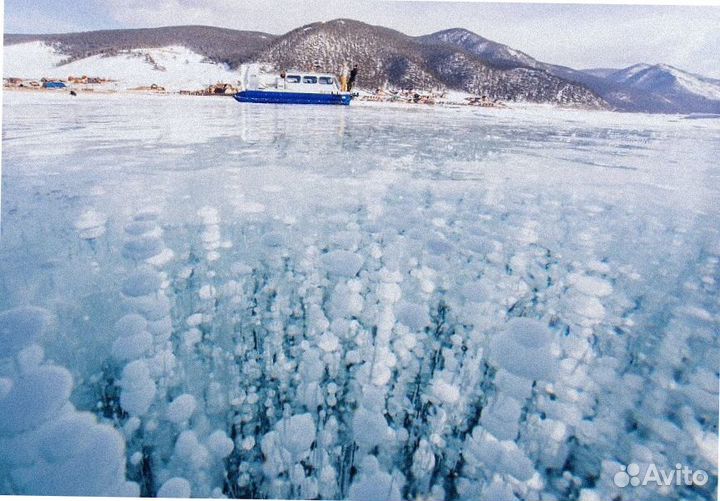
4, 0, 720, 77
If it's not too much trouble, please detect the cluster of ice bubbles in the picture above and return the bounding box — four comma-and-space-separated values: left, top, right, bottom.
1, 177, 718, 501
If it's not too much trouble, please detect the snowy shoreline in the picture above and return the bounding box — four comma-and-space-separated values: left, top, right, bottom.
2, 86, 693, 117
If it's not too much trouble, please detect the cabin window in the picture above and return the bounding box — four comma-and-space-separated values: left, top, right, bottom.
302, 76, 318, 84
319, 77, 334, 85
286, 75, 301, 83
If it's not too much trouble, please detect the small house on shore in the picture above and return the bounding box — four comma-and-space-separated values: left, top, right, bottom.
68, 75, 110, 85
4, 77, 23, 87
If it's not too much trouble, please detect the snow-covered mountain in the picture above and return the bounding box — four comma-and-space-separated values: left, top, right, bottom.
3, 42, 241, 91
606, 63, 720, 101
578, 64, 720, 114
3, 21, 606, 107
581, 68, 619, 79
4, 25, 275, 68
416, 28, 540, 70
254, 19, 606, 107
421, 28, 720, 114
605, 63, 653, 83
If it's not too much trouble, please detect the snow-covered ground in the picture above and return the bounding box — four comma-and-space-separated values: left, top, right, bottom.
3, 42, 241, 91
1, 92, 718, 500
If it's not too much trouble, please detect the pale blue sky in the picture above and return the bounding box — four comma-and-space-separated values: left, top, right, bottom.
4, 1, 720, 77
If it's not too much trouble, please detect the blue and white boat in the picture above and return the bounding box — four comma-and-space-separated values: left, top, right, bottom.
234, 67, 353, 106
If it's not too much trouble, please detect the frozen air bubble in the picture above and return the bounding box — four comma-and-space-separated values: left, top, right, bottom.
75, 209, 107, 240
197, 206, 220, 225
146, 248, 175, 267
431, 380, 461, 405
206, 429, 234, 458
272, 413, 316, 457
489, 317, 557, 382
125, 295, 171, 321
111, 331, 153, 361
396, 302, 431, 331
166, 394, 197, 424
122, 236, 164, 260
25, 412, 134, 496
568, 273, 613, 297
201, 226, 221, 245
157, 477, 191, 498
133, 207, 161, 222
570, 293, 606, 320
318, 332, 340, 352
352, 407, 390, 451
119, 360, 156, 416
0, 306, 51, 357
0, 365, 73, 434
321, 250, 364, 277
124, 220, 161, 238
114, 314, 148, 337
121, 270, 162, 298
348, 453, 402, 501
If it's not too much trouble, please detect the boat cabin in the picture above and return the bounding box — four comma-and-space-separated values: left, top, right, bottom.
275, 73, 341, 93
240, 64, 343, 94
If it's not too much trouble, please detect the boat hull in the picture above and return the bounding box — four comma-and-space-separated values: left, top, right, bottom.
234, 90, 352, 105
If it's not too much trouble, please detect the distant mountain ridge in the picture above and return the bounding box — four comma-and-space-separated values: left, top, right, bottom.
252, 19, 605, 107
418, 28, 720, 114
416, 28, 540, 70
5, 20, 720, 113
583, 63, 720, 114
607, 63, 720, 98
4, 26, 275, 68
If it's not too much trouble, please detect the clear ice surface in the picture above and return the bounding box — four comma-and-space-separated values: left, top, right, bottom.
0, 92, 718, 500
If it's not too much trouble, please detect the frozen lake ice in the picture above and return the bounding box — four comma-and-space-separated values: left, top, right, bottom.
1, 92, 718, 499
